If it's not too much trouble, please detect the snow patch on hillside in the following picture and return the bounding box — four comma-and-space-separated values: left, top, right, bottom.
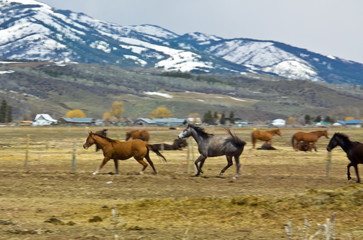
144, 92, 173, 98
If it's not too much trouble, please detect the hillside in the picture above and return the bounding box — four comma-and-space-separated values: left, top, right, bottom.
1, 62, 363, 122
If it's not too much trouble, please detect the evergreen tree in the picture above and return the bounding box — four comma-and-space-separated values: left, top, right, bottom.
229, 111, 235, 124
6, 106, 12, 123
314, 115, 322, 122
203, 111, 214, 125
213, 111, 218, 122
304, 114, 311, 125
324, 116, 334, 123
0, 99, 7, 123
220, 113, 226, 125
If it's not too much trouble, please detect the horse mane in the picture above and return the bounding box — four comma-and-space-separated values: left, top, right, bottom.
334, 132, 350, 141
189, 124, 214, 138
94, 132, 117, 143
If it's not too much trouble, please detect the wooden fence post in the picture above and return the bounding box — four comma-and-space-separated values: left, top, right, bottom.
24, 134, 29, 171
71, 139, 77, 172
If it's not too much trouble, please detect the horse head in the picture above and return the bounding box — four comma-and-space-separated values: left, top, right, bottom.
275, 129, 282, 136
326, 133, 340, 152
83, 131, 96, 149
322, 130, 329, 139
178, 125, 192, 139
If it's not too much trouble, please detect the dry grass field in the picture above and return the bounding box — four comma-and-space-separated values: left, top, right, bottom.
0, 126, 362, 240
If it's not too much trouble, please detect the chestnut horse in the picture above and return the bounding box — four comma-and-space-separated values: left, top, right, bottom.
327, 133, 363, 183
251, 129, 281, 149
292, 130, 329, 151
125, 129, 150, 142
83, 131, 166, 175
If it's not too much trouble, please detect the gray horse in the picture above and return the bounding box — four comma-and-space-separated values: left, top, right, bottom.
178, 124, 246, 178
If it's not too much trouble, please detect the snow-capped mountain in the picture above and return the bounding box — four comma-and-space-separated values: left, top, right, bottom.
1, 0, 363, 84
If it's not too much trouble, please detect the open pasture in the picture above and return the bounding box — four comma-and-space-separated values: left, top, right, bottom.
0, 126, 362, 239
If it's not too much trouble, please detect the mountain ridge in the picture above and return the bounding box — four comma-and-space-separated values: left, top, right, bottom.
1, 0, 363, 85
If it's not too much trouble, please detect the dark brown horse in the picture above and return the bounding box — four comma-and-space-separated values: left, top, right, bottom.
296, 141, 315, 152
83, 131, 166, 175
94, 129, 108, 152
125, 129, 150, 142
149, 139, 188, 151
292, 130, 329, 151
327, 133, 363, 183
178, 124, 246, 178
251, 129, 281, 149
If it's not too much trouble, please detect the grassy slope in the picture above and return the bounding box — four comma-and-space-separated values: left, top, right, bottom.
1, 63, 363, 121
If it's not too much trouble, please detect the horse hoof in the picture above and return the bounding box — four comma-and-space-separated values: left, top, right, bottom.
92, 172, 98, 175
139, 172, 144, 175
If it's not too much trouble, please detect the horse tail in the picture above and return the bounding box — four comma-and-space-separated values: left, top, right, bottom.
147, 144, 167, 162
226, 128, 246, 148
291, 135, 295, 149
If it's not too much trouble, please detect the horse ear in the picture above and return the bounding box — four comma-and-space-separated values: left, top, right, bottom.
88, 130, 93, 135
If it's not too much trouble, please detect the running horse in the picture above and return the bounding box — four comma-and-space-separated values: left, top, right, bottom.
178, 124, 246, 178
327, 132, 363, 183
83, 131, 166, 175
251, 129, 281, 149
291, 130, 329, 151
125, 129, 150, 142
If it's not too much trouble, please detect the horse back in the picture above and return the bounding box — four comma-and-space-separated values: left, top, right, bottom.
349, 142, 363, 164
112, 139, 148, 160
293, 131, 317, 142
252, 130, 272, 141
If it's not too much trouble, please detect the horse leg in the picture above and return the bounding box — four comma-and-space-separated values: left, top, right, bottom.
347, 162, 353, 181
312, 141, 317, 152
252, 137, 256, 149
194, 155, 206, 176
135, 158, 148, 175
353, 164, 360, 183
234, 155, 241, 179
144, 154, 158, 174
219, 156, 233, 177
93, 157, 110, 175
113, 159, 119, 174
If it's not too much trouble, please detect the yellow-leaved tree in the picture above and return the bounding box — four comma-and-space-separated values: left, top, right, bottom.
103, 101, 124, 121
65, 109, 86, 118
103, 112, 112, 122
152, 107, 172, 118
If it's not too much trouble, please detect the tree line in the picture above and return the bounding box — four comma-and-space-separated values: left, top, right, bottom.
202, 111, 235, 125
0, 99, 12, 123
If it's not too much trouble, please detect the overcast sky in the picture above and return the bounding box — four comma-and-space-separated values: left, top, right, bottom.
40, 0, 363, 63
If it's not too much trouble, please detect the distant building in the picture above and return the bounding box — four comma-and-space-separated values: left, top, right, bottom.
269, 119, 286, 127
32, 114, 58, 126
134, 118, 186, 126
344, 120, 362, 128
58, 117, 95, 125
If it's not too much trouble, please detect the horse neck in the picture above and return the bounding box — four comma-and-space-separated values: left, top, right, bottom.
336, 137, 353, 152
92, 135, 111, 150
189, 128, 205, 145
270, 130, 278, 135
316, 131, 326, 137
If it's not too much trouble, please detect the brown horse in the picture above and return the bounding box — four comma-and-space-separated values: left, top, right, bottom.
292, 130, 329, 151
251, 129, 281, 149
296, 141, 315, 152
125, 129, 150, 142
83, 131, 166, 175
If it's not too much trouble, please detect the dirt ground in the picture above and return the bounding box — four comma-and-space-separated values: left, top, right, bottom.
0, 126, 362, 239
